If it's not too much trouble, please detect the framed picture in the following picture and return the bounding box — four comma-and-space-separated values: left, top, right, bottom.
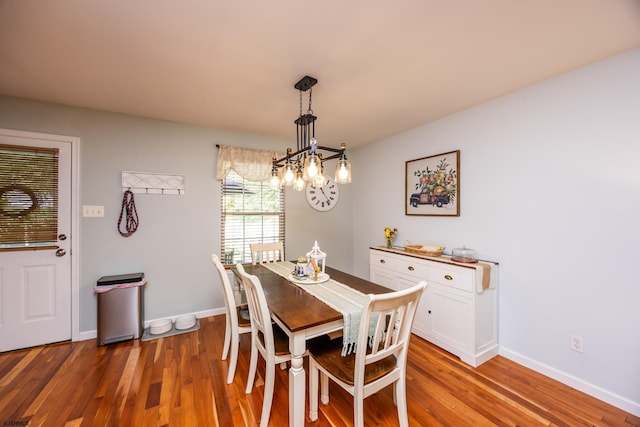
405, 150, 460, 216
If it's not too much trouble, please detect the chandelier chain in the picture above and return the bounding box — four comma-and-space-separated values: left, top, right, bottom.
299, 90, 303, 116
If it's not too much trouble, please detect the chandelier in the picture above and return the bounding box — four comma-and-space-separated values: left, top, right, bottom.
269, 76, 352, 191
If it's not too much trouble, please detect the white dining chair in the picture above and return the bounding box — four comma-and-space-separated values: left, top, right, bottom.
249, 242, 284, 265
307, 281, 427, 427
236, 263, 292, 427
211, 254, 251, 384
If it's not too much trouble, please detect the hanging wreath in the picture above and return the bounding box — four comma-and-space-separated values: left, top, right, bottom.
0, 184, 39, 217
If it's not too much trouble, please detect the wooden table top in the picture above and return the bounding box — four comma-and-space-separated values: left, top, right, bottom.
236, 264, 391, 333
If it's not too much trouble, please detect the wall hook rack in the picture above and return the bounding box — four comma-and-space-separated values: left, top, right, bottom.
122, 171, 185, 195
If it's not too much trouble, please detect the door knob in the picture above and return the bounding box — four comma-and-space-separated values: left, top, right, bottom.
55, 248, 66, 257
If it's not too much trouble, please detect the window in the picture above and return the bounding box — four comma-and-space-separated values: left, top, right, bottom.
0, 144, 59, 250
221, 170, 284, 265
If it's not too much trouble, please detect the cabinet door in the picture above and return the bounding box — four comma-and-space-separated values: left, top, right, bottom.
426, 286, 472, 354
396, 276, 429, 337
370, 267, 397, 290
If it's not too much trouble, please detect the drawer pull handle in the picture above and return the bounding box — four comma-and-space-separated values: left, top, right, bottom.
408, 266, 415, 271
379, 259, 386, 264
444, 274, 453, 280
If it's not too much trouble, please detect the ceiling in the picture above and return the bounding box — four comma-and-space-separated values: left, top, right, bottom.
1, 1, 639, 149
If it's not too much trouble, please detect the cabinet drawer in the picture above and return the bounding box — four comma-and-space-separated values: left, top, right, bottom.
395, 258, 429, 278
428, 266, 474, 292
370, 252, 402, 271
370, 252, 428, 278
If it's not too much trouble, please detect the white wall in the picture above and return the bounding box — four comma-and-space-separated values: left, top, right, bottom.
0, 97, 354, 333
351, 48, 640, 413
1, 48, 637, 414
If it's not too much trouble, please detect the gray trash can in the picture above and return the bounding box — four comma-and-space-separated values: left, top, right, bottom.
96, 273, 145, 346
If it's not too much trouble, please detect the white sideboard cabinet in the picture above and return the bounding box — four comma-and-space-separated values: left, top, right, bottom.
369, 247, 498, 367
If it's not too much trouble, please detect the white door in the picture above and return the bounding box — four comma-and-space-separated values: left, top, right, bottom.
0, 131, 72, 352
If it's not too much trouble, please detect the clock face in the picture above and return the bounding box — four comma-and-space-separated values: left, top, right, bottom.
306, 176, 339, 211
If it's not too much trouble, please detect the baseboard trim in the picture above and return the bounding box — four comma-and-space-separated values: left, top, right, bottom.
74, 307, 226, 343
499, 347, 640, 416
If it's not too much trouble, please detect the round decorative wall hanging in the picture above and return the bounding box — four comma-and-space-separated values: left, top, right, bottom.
0, 185, 39, 217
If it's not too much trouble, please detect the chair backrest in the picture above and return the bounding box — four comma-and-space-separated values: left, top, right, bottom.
249, 242, 284, 265
354, 281, 426, 386
235, 264, 275, 355
211, 254, 239, 329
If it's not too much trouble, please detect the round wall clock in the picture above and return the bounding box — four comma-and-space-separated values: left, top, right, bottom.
306, 176, 339, 211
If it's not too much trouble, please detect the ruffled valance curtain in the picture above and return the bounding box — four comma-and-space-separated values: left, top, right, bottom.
216, 145, 284, 182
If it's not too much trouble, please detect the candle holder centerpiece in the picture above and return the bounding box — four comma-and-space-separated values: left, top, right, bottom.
289, 241, 329, 284
306, 240, 327, 278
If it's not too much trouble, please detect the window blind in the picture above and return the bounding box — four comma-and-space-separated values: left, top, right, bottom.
0, 144, 59, 250
221, 171, 285, 265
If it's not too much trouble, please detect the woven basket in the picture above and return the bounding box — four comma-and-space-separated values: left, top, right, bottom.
404, 244, 444, 257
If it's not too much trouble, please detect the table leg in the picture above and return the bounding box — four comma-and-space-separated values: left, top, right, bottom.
289, 332, 306, 427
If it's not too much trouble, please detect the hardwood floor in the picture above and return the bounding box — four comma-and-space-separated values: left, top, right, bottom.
1, 314, 638, 426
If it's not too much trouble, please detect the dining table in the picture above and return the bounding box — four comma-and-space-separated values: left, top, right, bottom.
234, 262, 391, 427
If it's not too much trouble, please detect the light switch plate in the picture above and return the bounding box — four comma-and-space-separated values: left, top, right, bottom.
83, 205, 104, 217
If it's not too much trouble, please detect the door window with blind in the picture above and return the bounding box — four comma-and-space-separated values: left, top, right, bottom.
221, 170, 284, 265
0, 144, 59, 250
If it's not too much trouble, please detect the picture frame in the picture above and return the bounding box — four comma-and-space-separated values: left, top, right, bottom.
405, 150, 460, 216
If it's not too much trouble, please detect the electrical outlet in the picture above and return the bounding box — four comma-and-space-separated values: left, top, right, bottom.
82, 205, 104, 218
570, 334, 584, 353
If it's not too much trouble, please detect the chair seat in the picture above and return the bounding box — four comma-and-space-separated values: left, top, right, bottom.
258, 323, 290, 356
308, 335, 397, 386
237, 307, 251, 327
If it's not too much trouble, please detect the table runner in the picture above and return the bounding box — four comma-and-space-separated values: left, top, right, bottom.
262, 261, 378, 355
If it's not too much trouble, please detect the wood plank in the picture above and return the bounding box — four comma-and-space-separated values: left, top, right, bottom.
0, 314, 637, 427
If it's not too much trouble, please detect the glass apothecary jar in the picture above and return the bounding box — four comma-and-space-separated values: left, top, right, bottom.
452, 246, 478, 263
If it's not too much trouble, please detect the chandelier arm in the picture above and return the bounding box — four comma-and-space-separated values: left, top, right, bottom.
317, 153, 341, 161
272, 146, 344, 167
272, 147, 311, 166
314, 145, 342, 153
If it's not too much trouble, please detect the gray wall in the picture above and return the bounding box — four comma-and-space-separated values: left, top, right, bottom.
351, 48, 640, 412
0, 97, 354, 332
